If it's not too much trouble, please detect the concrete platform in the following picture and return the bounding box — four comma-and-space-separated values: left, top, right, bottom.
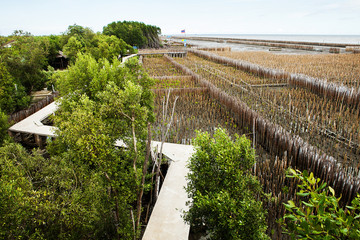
143, 141, 194, 240
8, 101, 59, 137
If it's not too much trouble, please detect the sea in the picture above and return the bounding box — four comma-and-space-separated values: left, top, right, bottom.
168, 34, 360, 54
183, 34, 360, 44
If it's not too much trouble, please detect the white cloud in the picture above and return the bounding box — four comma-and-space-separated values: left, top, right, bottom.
323, 3, 340, 9
345, 0, 360, 8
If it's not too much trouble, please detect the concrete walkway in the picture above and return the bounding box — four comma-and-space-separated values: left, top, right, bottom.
8, 101, 195, 239
143, 141, 194, 240
8, 101, 59, 137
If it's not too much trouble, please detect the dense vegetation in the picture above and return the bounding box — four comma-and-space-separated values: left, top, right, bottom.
0, 21, 160, 116
0, 32, 45, 112
61, 24, 135, 63
0, 109, 8, 145
103, 21, 162, 48
0, 54, 155, 239
185, 128, 269, 240
0, 21, 161, 239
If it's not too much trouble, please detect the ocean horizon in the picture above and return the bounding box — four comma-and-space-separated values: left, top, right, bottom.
170, 33, 360, 45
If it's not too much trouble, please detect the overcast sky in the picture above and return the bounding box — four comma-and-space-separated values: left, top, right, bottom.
1, 0, 359, 36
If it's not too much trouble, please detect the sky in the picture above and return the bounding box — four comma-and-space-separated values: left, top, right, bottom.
0, 0, 360, 36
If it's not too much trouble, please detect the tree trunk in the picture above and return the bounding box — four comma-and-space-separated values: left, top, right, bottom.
154, 89, 178, 202
136, 122, 151, 230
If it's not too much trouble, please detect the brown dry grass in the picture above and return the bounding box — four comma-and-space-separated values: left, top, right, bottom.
216, 51, 360, 88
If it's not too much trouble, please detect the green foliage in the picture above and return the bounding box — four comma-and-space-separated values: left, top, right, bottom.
0, 32, 58, 113
52, 52, 154, 169
60, 24, 96, 49
61, 24, 134, 64
61, 24, 95, 63
62, 25, 134, 63
47, 53, 154, 238
281, 168, 360, 239
87, 34, 134, 62
36, 35, 62, 67
0, 142, 115, 239
1, 53, 154, 239
0, 24, 157, 239
45, 35, 62, 66
0, 62, 31, 113
0, 109, 9, 146
55, 53, 153, 106
62, 36, 85, 63
0, 31, 49, 93
47, 94, 141, 238
185, 128, 269, 240
103, 21, 162, 48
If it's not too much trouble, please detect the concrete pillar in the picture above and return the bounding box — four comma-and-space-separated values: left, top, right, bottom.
35, 134, 44, 149
20, 132, 25, 142
7, 130, 14, 138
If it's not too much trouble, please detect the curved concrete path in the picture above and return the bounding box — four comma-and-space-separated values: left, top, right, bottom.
8, 101, 194, 239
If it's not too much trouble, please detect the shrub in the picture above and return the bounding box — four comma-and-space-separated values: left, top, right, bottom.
184, 128, 269, 240
282, 168, 360, 239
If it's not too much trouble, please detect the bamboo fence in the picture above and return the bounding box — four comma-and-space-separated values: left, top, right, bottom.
173, 53, 359, 165
189, 49, 360, 109
164, 54, 360, 206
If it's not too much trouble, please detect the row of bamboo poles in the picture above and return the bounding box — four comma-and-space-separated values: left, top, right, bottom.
255, 155, 301, 239
152, 90, 244, 145
182, 57, 360, 166
189, 49, 360, 109
164, 54, 360, 206
215, 51, 360, 89
151, 87, 206, 95
346, 46, 360, 53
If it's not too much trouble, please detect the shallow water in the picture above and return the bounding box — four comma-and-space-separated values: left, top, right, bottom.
168, 34, 360, 54
176, 34, 360, 44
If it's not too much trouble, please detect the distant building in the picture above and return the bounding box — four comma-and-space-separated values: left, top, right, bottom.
53, 51, 69, 69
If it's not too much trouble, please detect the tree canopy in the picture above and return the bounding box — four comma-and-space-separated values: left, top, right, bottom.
0, 62, 30, 113
0, 53, 155, 239
0, 21, 162, 239
61, 24, 135, 63
0, 109, 9, 146
103, 21, 162, 48
0, 31, 49, 94
0, 142, 112, 239
0, 21, 161, 113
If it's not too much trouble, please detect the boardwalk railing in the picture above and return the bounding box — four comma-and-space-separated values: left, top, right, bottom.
138, 52, 187, 58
